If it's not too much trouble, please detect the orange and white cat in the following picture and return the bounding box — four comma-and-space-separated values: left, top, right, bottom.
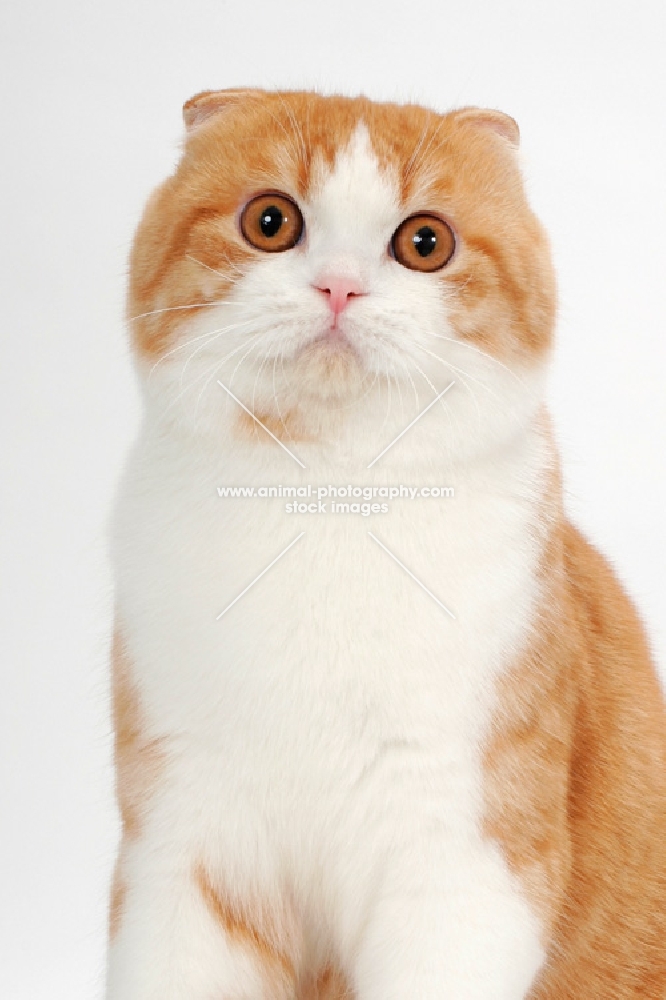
107, 90, 666, 999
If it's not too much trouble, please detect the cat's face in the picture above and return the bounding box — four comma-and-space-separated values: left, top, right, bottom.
128, 91, 555, 445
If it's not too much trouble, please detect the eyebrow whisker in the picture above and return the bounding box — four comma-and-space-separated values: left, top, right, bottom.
186, 253, 247, 281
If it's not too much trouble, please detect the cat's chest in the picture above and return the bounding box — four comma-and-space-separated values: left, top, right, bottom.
113, 429, 546, 764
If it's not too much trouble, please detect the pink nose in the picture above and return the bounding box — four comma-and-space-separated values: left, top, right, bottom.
313, 276, 365, 317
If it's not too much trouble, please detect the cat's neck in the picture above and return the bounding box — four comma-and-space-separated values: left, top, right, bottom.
138, 394, 556, 519
140, 362, 551, 483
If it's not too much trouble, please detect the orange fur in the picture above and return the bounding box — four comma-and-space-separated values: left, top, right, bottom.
111, 627, 166, 840
530, 523, 666, 995
234, 407, 313, 445
300, 966, 354, 1000
483, 422, 666, 996
483, 439, 576, 940
194, 860, 355, 1000
194, 862, 296, 991
109, 626, 167, 939
108, 858, 126, 941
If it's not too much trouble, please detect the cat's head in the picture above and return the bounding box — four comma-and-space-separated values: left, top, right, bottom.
128, 90, 555, 454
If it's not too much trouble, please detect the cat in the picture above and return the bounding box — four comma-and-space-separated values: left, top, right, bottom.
107, 89, 666, 999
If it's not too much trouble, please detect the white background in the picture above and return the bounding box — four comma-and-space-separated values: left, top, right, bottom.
1, 1, 664, 997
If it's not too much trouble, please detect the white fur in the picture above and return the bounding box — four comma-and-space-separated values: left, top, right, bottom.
109, 124, 551, 999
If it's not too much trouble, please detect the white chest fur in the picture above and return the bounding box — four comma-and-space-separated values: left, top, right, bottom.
111, 404, 550, 995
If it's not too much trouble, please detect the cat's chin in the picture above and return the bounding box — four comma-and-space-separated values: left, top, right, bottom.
288, 335, 365, 402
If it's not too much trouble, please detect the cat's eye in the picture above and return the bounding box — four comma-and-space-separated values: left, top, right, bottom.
391, 214, 456, 272
240, 193, 304, 253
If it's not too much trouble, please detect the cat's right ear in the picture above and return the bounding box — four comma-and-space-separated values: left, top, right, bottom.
448, 107, 520, 148
182, 88, 259, 131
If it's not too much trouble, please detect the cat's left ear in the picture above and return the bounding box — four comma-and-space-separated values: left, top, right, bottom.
448, 107, 520, 147
182, 88, 260, 131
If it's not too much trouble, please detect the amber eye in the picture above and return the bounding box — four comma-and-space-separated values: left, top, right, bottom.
240, 193, 304, 252
391, 214, 456, 272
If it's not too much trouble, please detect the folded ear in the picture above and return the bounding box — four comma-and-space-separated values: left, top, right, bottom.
182, 88, 260, 131
448, 107, 520, 147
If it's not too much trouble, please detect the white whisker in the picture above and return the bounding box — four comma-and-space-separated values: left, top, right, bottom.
227, 334, 266, 395
148, 324, 228, 381
403, 358, 421, 410
185, 250, 248, 282
190, 328, 266, 429
130, 301, 233, 323
427, 330, 526, 387
192, 354, 230, 432
416, 342, 501, 403
179, 318, 258, 387
272, 350, 297, 445
393, 356, 421, 410
402, 120, 430, 187
410, 360, 458, 437
377, 361, 393, 440
276, 94, 308, 164
264, 104, 303, 168
404, 117, 446, 188
186, 254, 230, 280
391, 362, 405, 425
249, 351, 274, 439
164, 331, 265, 422
430, 357, 483, 428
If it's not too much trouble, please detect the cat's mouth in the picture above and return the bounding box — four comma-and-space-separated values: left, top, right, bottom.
307, 327, 356, 351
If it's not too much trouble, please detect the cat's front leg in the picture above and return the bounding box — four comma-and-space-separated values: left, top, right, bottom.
106, 836, 295, 1000
351, 860, 545, 1000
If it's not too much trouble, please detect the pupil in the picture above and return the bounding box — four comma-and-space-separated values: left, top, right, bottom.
413, 226, 437, 257
260, 206, 284, 238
